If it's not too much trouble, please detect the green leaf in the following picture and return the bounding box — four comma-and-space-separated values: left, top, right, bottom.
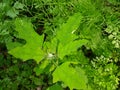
45, 38, 58, 54
52, 62, 88, 90
13, 1, 24, 9
33, 77, 43, 85
6, 7, 19, 18
56, 13, 83, 45
34, 60, 50, 76
8, 18, 45, 63
46, 13, 87, 59
47, 83, 63, 90
6, 42, 23, 50
58, 39, 88, 59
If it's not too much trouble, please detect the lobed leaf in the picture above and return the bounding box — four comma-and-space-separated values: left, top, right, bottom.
8, 18, 45, 63
52, 62, 88, 90
56, 13, 83, 45
58, 39, 88, 59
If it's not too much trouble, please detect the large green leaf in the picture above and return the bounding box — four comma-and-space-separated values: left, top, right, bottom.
46, 13, 87, 59
56, 13, 83, 45
58, 39, 88, 59
8, 18, 45, 63
52, 62, 88, 90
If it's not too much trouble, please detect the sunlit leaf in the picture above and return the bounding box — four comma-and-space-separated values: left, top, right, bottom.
8, 18, 45, 63
56, 13, 83, 45
58, 39, 88, 59
52, 62, 88, 90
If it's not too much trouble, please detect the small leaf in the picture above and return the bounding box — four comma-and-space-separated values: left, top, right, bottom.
6, 8, 19, 18
47, 83, 63, 90
14, 1, 24, 9
52, 62, 88, 90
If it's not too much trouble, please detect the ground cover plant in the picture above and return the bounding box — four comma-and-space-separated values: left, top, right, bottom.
0, 0, 120, 90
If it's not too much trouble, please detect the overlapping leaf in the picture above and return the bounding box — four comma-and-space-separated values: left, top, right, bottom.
58, 39, 88, 59
46, 13, 88, 59
47, 83, 63, 90
56, 13, 88, 59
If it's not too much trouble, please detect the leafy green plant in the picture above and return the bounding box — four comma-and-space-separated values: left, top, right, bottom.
1, 0, 120, 90
0, 54, 38, 90
0, 0, 25, 44
105, 24, 120, 48
91, 56, 119, 90
45, 13, 88, 59
8, 13, 89, 90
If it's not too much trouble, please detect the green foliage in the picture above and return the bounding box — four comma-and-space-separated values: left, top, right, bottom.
46, 13, 88, 59
33, 59, 50, 76
0, 1, 25, 44
47, 83, 63, 90
0, 56, 38, 90
58, 40, 88, 59
8, 18, 45, 63
105, 24, 120, 48
0, 0, 120, 90
52, 62, 88, 90
56, 13, 88, 59
91, 56, 119, 90
0, 20, 13, 43
56, 13, 83, 45
108, 0, 120, 4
